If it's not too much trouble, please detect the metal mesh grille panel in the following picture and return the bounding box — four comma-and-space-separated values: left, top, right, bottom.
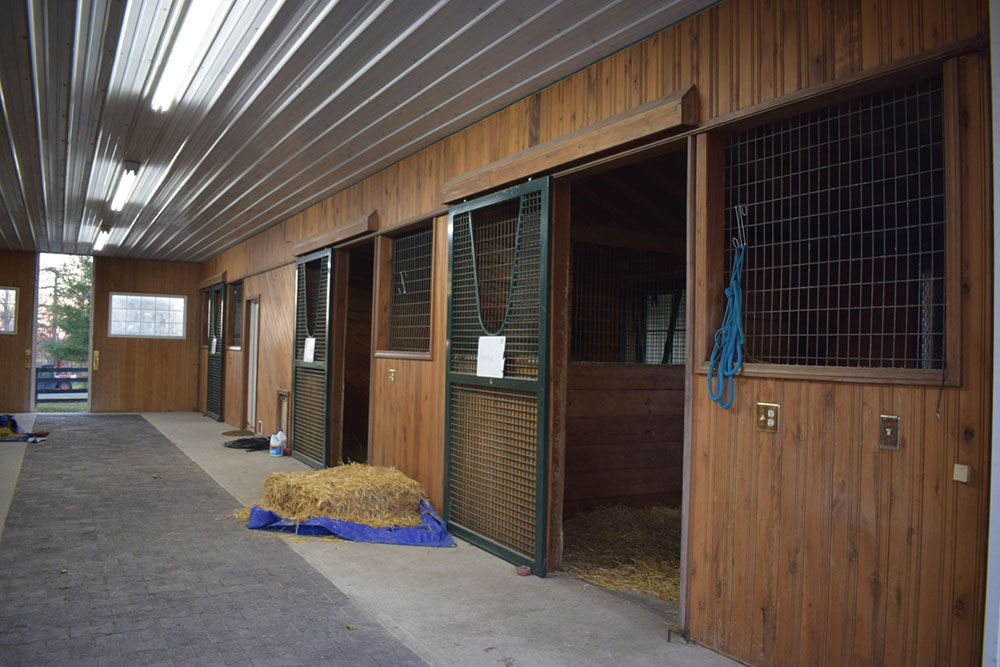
448, 384, 538, 559
571, 243, 685, 363
388, 227, 433, 352
451, 192, 542, 379
206, 355, 223, 417
295, 257, 329, 362
725, 75, 945, 368
293, 366, 326, 465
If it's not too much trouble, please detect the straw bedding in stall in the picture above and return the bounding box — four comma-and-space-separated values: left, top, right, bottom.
562, 505, 682, 601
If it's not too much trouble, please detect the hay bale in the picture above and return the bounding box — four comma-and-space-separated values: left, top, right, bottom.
562, 505, 682, 601
261, 463, 423, 528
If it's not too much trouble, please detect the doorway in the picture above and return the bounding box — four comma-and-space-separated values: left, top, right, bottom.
555, 148, 689, 624
335, 241, 374, 464
34, 254, 93, 413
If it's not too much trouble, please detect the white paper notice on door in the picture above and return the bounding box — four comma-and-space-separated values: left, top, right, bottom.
303, 336, 316, 363
476, 335, 506, 378
210, 337, 217, 354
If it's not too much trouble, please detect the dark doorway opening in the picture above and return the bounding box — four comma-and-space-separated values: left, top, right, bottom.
338, 241, 374, 464
559, 147, 689, 624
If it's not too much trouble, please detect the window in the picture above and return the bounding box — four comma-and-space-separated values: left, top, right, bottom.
109, 293, 186, 338
0, 287, 17, 334
725, 75, 945, 370
379, 225, 434, 354
227, 282, 243, 348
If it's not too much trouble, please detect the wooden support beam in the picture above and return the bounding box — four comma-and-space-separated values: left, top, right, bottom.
198, 271, 226, 290
440, 86, 696, 203
292, 210, 378, 256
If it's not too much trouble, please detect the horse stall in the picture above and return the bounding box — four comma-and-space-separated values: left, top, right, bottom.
555, 148, 690, 616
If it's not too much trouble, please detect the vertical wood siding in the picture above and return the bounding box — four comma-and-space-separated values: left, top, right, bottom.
687, 52, 992, 666
243, 264, 295, 438
91, 258, 200, 412
0, 250, 36, 412
196, 1, 990, 664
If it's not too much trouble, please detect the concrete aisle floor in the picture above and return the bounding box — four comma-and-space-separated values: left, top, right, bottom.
145, 411, 739, 667
0, 414, 424, 667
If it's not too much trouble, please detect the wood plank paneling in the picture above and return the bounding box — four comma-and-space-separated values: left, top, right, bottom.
91, 258, 199, 412
369, 216, 448, 511
243, 263, 295, 437
224, 348, 243, 427
564, 364, 685, 516
0, 250, 36, 412
687, 50, 991, 667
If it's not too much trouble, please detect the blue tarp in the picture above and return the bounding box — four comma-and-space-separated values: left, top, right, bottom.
0, 414, 41, 442
247, 498, 456, 547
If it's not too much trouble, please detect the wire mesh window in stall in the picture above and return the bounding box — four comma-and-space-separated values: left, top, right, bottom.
571, 243, 685, 364
725, 75, 945, 369
387, 226, 433, 352
227, 282, 243, 348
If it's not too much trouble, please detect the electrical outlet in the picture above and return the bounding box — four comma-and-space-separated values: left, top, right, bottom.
879, 415, 900, 450
756, 402, 779, 432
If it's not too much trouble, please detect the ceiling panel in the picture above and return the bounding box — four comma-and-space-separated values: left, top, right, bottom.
0, 0, 714, 263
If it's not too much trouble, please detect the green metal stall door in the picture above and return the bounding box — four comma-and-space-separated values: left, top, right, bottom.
446, 178, 551, 575
291, 249, 332, 468
205, 283, 225, 422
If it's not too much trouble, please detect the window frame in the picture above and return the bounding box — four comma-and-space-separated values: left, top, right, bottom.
374, 216, 438, 360
0, 286, 18, 335
695, 62, 961, 387
107, 291, 188, 340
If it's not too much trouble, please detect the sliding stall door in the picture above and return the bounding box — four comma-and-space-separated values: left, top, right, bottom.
291, 249, 332, 467
205, 284, 225, 421
445, 178, 552, 575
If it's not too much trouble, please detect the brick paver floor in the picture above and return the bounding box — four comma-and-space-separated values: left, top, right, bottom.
0, 414, 426, 667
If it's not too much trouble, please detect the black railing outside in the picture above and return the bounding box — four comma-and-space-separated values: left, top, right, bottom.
35, 366, 89, 403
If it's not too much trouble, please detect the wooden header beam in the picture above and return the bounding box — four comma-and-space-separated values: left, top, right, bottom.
197, 270, 226, 290
292, 210, 378, 256
440, 86, 696, 203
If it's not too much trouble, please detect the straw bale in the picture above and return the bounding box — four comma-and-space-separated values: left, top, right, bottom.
260, 463, 424, 528
562, 505, 682, 601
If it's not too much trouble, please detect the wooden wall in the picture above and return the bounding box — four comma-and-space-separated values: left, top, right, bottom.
194, 0, 990, 664
369, 216, 447, 511
91, 258, 199, 412
564, 364, 684, 517
686, 51, 992, 667
224, 347, 244, 427
0, 251, 36, 412
243, 263, 295, 437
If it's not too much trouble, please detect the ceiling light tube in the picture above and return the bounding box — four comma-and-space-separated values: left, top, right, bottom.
110, 162, 139, 211
93, 228, 111, 252
150, 0, 234, 112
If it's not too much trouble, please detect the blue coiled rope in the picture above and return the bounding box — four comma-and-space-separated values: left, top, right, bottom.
707, 243, 746, 409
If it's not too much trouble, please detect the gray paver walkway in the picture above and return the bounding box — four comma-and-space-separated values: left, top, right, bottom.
0, 414, 425, 667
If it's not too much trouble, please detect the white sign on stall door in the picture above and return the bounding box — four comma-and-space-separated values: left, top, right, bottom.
210, 337, 217, 354
303, 336, 316, 363
476, 335, 506, 378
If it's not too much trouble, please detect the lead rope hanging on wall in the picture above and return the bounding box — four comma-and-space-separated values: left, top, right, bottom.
707, 205, 748, 409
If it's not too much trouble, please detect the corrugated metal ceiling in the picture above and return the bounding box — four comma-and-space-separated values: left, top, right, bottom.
0, 0, 714, 263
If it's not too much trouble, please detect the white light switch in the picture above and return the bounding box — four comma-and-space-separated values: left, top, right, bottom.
953, 463, 971, 483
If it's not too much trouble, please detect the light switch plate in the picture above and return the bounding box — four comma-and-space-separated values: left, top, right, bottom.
880, 415, 900, 450
953, 463, 971, 483
756, 402, 779, 432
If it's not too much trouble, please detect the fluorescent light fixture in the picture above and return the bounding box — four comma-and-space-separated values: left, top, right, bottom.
110, 162, 139, 211
150, 0, 234, 112
93, 228, 111, 252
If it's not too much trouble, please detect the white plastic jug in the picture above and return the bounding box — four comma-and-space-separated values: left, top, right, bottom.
269, 429, 286, 456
